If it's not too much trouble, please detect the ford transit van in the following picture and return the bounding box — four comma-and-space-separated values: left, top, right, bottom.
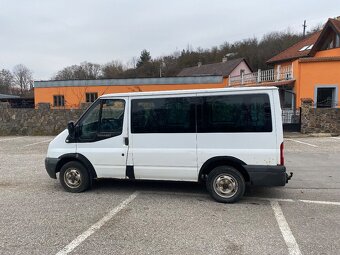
45, 87, 291, 203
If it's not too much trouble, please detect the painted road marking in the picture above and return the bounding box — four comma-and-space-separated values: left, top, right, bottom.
249, 197, 295, 203
55, 191, 139, 255
271, 201, 302, 255
299, 199, 340, 206
331, 137, 340, 140
249, 197, 340, 206
0, 137, 23, 142
23, 139, 52, 147
285, 138, 318, 147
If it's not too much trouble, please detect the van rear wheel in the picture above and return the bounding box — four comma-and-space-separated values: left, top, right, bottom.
59, 161, 90, 193
206, 166, 245, 203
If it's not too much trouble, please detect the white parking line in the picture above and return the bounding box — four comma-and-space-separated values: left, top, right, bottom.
0, 137, 23, 142
271, 201, 302, 255
285, 138, 318, 147
23, 139, 52, 147
55, 191, 138, 255
299, 199, 340, 206
249, 197, 340, 206
249, 197, 295, 203
331, 137, 340, 140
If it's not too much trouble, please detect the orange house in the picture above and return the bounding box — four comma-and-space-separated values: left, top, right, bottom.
34, 58, 250, 109
229, 17, 340, 110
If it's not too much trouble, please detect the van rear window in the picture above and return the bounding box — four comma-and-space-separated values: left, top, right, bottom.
198, 94, 272, 133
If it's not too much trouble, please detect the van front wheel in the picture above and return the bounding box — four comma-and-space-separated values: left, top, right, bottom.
59, 161, 90, 193
206, 166, 245, 203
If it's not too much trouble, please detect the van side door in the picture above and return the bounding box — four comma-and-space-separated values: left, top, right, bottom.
75, 97, 129, 178
130, 95, 198, 181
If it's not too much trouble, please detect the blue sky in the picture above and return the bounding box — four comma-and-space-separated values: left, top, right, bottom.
0, 0, 338, 79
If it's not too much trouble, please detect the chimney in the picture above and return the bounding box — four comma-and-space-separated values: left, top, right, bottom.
197, 62, 202, 67
222, 57, 228, 63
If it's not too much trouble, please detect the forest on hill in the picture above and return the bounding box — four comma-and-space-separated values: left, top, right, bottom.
52, 27, 322, 81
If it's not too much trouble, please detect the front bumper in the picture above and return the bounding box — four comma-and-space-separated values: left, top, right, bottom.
45, 157, 60, 179
244, 165, 289, 186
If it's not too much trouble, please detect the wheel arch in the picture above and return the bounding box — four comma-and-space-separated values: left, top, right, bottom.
56, 153, 97, 179
198, 156, 250, 183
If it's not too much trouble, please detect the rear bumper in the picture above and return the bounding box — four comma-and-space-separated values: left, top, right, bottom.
45, 157, 60, 179
244, 165, 288, 186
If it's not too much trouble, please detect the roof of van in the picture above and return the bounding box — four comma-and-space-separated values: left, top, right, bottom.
100, 86, 278, 98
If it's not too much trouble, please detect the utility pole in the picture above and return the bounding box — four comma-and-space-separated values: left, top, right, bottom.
303, 20, 307, 37
159, 61, 166, 78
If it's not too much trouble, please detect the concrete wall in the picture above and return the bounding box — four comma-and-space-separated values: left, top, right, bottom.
0, 103, 83, 136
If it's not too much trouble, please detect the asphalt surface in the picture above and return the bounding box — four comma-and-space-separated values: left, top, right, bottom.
0, 136, 339, 255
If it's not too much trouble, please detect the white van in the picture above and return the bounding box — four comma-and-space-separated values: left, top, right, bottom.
45, 87, 292, 203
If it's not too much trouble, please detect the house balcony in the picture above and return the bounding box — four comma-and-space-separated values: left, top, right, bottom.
228, 65, 294, 87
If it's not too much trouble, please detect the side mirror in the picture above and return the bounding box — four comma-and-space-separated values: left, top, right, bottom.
67, 121, 75, 138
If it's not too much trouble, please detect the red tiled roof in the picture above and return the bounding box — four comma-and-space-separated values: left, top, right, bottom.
330, 18, 340, 33
267, 18, 340, 65
266, 31, 321, 64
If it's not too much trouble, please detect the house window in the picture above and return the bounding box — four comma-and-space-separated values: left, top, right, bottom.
280, 89, 294, 109
86, 92, 98, 103
316, 87, 336, 108
53, 95, 65, 107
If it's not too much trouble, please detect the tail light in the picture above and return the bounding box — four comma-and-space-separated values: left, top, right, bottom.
280, 142, 284, 165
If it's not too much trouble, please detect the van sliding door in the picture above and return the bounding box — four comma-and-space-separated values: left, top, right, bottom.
130, 95, 198, 181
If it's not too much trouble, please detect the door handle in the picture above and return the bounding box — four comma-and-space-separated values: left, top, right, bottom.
124, 137, 129, 146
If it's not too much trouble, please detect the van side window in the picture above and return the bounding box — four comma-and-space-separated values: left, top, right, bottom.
131, 97, 195, 133
78, 99, 125, 141
198, 94, 272, 133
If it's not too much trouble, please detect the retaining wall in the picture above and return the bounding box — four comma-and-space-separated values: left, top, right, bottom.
1, 102, 339, 136
0, 103, 84, 136
301, 107, 340, 134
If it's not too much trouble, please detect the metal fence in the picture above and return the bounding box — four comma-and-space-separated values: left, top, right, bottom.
282, 108, 301, 132
282, 108, 300, 124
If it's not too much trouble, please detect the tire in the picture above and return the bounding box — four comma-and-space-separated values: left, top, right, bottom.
206, 166, 245, 203
59, 161, 91, 193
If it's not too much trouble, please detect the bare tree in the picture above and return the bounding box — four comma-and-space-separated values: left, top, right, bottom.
101, 60, 125, 78
53, 62, 101, 80
13, 64, 33, 95
127, 57, 138, 69
0, 69, 14, 94
81, 62, 101, 79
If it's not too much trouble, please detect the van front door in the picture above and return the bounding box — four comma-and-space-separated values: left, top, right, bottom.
76, 98, 129, 178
